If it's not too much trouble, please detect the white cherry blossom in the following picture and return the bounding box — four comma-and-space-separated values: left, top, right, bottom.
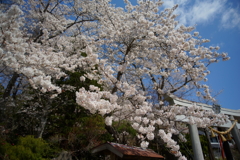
0, 1, 230, 159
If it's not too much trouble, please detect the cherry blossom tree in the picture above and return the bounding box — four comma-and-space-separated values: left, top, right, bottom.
0, 0, 230, 159
76, 0, 230, 158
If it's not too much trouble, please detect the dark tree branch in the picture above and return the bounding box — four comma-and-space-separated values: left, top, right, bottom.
111, 71, 123, 94
160, 75, 165, 90
170, 77, 192, 94
140, 78, 146, 91
111, 39, 135, 94
3, 72, 19, 99
105, 125, 119, 142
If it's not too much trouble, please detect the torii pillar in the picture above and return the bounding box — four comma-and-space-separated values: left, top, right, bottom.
230, 115, 240, 152
189, 124, 204, 160
164, 95, 204, 160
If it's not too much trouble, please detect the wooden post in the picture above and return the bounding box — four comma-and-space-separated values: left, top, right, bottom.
230, 116, 240, 152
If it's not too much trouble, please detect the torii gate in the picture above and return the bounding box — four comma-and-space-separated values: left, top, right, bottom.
166, 96, 240, 160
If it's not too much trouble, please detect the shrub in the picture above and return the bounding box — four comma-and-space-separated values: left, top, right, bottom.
2, 135, 57, 160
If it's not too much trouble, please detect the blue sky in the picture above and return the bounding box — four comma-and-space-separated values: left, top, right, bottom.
111, 0, 240, 110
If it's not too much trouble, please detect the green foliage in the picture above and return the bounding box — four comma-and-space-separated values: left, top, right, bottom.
0, 137, 11, 159
110, 120, 138, 145
1, 68, 109, 159
113, 120, 137, 136
43, 70, 103, 135
178, 134, 193, 159
57, 71, 102, 91
1, 135, 57, 160
68, 114, 113, 149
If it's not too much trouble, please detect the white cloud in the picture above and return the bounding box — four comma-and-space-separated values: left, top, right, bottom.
221, 8, 240, 29
162, 0, 240, 30
189, 0, 225, 24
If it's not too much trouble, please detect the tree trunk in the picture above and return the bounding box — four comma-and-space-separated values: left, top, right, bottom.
0, 72, 19, 123
38, 117, 48, 138
105, 125, 119, 142
3, 72, 19, 99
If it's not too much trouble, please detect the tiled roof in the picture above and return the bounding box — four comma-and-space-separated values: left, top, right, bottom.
92, 142, 164, 159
